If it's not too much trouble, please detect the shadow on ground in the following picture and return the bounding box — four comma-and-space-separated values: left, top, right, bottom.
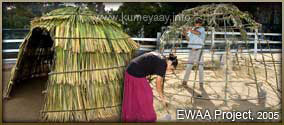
3, 69, 47, 122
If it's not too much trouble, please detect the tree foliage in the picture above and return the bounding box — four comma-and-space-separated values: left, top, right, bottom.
114, 2, 207, 38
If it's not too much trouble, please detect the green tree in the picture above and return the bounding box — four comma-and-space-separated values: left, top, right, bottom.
115, 3, 163, 38
114, 2, 204, 38
3, 2, 65, 29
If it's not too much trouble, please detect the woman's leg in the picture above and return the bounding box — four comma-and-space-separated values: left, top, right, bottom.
183, 49, 196, 85
122, 72, 136, 122
136, 78, 156, 122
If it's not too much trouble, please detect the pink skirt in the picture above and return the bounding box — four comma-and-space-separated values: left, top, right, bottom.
121, 72, 156, 122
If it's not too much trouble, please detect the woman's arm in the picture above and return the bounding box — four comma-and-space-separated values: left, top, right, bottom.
189, 28, 201, 35
156, 76, 164, 99
156, 76, 167, 106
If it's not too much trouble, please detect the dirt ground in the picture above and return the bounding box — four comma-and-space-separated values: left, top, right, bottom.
2, 53, 282, 122
151, 53, 281, 122
2, 68, 46, 122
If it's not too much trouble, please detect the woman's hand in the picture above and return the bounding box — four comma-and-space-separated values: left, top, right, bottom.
156, 76, 169, 112
190, 27, 201, 35
160, 95, 170, 113
161, 97, 168, 107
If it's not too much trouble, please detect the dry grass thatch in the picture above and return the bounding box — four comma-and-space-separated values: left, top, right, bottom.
5, 7, 139, 122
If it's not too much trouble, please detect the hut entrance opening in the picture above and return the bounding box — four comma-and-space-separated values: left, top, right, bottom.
8, 27, 55, 97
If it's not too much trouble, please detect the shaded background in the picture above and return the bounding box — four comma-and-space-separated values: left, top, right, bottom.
3, 2, 282, 38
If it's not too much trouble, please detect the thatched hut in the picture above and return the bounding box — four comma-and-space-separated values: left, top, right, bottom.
5, 7, 139, 122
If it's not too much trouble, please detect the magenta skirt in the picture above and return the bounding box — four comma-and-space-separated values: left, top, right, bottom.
121, 72, 156, 122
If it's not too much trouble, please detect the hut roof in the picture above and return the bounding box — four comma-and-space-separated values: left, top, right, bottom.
29, 7, 138, 53
173, 4, 260, 29
32, 7, 120, 28
160, 4, 261, 44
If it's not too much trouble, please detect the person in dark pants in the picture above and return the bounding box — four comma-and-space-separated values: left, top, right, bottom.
121, 51, 178, 122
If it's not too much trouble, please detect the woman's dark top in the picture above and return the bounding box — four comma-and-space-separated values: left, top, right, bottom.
126, 52, 167, 78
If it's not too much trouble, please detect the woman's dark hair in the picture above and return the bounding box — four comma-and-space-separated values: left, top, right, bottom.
194, 17, 203, 24
167, 53, 178, 69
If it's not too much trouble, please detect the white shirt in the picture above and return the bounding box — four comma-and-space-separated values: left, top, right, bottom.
187, 27, 206, 49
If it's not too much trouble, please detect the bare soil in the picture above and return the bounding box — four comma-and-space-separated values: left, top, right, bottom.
2, 53, 281, 122
151, 53, 281, 122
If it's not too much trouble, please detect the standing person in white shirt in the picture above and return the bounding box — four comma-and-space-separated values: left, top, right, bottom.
182, 18, 206, 87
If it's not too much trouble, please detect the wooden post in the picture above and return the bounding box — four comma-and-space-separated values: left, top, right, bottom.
156, 32, 162, 52
254, 29, 258, 55
224, 19, 228, 105
211, 27, 215, 48
211, 28, 215, 65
